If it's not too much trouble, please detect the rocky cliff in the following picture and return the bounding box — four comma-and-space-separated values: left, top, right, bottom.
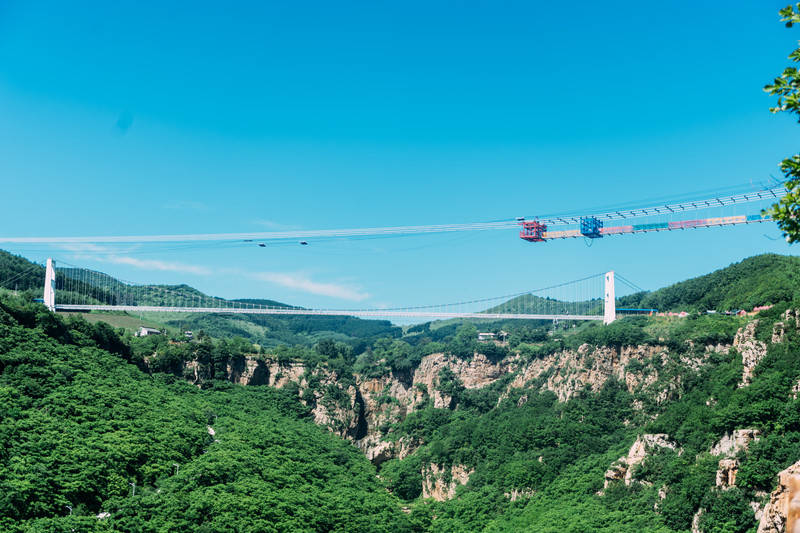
421, 463, 473, 501
180, 336, 735, 467
757, 460, 800, 533
169, 312, 800, 514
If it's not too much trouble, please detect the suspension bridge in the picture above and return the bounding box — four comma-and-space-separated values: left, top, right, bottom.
0, 182, 786, 325
40, 259, 638, 324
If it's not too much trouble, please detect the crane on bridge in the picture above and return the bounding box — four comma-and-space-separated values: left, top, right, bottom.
0, 184, 784, 248
518, 186, 780, 243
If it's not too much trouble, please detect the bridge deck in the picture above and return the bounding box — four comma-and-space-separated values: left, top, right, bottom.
54, 304, 603, 321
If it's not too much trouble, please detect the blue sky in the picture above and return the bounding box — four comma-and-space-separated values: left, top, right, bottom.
1, 1, 799, 310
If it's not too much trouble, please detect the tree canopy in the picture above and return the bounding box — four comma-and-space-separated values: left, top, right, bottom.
765, 4, 800, 242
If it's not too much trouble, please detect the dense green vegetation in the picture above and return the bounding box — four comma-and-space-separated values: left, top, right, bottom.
3, 251, 800, 532
0, 249, 401, 347
163, 311, 401, 349
618, 254, 800, 312
0, 295, 411, 532
764, 4, 800, 242
375, 311, 800, 532
0, 251, 44, 293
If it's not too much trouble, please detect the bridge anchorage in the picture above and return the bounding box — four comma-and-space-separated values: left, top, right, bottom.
43, 259, 623, 324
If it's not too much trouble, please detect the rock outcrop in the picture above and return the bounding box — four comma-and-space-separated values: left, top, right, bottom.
226, 356, 269, 386
413, 352, 507, 408
710, 429, 761, 457
735, 321, 768, 387
603, 434, 679, 490
347, 352, 511, 462
692, 509, 704, 533
757, 460, 800, 533
510, 344, 670, 402
506, 342, 728, 405
773, 309, 800, 346
172, 328, 752, 473
710, 429, 760, 490
421, 463, 473, 501
716, 458, 739, 489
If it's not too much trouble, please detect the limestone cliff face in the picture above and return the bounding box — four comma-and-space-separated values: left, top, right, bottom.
710, 429, 761, 458
174, 318, 784, 480
771, 309, 800, 345
421, 463, 473, 501
353, 373, 416, 464
709, 429, 761, 490
757, 460, 800, 533
735, 321, 768, 388
351, 352, 508, 462
509, 344, 668, 402
199, 351, 509, 464
190, 356, 365, 440
412, 352, 508, 408
504, 488, 535, 501
226, 357, 269, 386
179, 337, 732, 467
735, 309, 798, 388
602, 434, 679, 490
506, 342, 728, 404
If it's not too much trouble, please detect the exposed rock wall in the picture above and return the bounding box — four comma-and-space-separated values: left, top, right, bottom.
412, 352, 507, 408
504, 342, 715, 404
757, 460, 800, 533
716, 459, 739, 489
421, 463, 473, 501
603, 434, 679, 490
773, 309, 800, 345
735, 321, 768, 387
509, 344, 669, 402
504, 488, 535, 501
172, 318, 783, 474
180, 339, 731, 466
710, 429, 761, 457
710, 429, 761, 490
226, 357, 269, 386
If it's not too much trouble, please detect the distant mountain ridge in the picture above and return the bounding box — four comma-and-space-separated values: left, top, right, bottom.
0, 250, 400, 346
617, 254, 800, 312
2, 250, 799, 342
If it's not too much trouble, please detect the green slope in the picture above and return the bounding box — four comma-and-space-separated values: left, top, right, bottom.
0, 295, 411, 532
618, 254, 800, 312
485, 293, 604, 316
0, 249, 401, 346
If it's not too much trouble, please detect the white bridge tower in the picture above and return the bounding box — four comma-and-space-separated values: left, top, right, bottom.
604, 270, 616, 325
43, 258, 56, 312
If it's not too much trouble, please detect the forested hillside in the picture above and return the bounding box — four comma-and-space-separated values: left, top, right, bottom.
0, 249, 401, 347
3, 253, 800, 532
0, 295, 412, 532
0, 251, 45, 292
618, 254, 800, 312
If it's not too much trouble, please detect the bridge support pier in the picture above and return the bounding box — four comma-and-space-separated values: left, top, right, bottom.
44, 258, 56, 312
604, 271, 615, 325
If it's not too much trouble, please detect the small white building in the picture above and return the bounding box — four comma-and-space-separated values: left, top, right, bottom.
478, 331, 508, 343
135, 327, 162, 337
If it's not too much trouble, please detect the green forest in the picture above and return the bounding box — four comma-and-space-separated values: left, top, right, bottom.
0, 295, 413, 532
1, 252, 800, 532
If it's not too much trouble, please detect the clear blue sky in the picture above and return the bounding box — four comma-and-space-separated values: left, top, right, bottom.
1, 1, 799, 310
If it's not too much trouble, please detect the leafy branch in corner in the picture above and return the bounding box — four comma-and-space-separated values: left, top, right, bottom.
764, 4, 800, 242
